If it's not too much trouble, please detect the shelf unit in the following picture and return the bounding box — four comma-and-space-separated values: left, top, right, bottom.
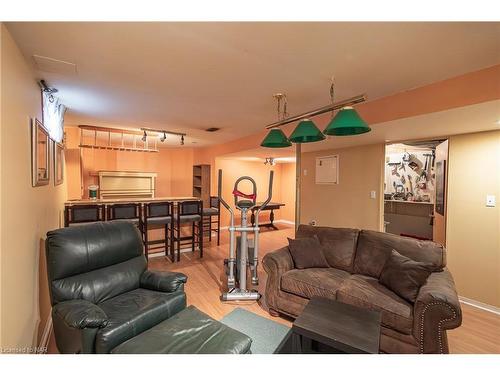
193, 164, 211, 207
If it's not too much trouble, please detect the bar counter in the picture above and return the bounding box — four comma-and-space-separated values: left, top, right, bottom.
65, 196, 199, 206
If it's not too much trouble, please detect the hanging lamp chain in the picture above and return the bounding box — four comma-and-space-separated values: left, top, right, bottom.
273, 93, 288, 122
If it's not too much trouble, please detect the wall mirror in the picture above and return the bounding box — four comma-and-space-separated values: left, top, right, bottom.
31, 118, 50, 187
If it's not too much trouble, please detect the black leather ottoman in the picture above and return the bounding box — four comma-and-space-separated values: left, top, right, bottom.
111, 306, 252, 354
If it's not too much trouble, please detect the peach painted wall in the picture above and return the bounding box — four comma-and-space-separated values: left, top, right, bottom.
65, 128, 194, 199
1, 24, 67, 349
446, 130, 500, 307
300, 144, 385, 230
280, 163, 296, 223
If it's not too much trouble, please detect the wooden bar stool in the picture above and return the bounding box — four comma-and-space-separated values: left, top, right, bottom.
64, 204, 105, 227
143, 201, 174, 261
173, 200, 203, 262
202, 196, 221, 245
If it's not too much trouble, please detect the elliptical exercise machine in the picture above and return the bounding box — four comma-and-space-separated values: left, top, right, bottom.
218, 169, 274, 301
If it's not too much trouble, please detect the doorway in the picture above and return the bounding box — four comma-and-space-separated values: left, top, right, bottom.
383, 139, 448, 244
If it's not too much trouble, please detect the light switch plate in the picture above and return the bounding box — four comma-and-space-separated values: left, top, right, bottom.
370, 190, 376, 199
486, 195, 496, 207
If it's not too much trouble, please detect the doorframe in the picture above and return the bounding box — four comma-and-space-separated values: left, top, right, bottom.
382, 137, 449, 243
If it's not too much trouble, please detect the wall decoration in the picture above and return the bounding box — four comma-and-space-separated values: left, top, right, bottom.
54, 141, 64, 186
384, 147, 435, 203
435, 160, 446, 215
31, 119, 50, 187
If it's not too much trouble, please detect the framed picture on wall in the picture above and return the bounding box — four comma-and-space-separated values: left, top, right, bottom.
31, 118, 50, 187
54, 141, 64, 186
435, 160, 446, 215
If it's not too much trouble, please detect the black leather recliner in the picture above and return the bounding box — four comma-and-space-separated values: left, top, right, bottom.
45, 221, 188, 353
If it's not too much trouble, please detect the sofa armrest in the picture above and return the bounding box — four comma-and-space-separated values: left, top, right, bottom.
140, 270, 188, 293
413, 269, 462, 353
263, 246, 294, 274
262, 247, 294, 313
53, 300, 109, 329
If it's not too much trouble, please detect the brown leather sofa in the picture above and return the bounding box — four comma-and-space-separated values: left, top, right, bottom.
262, 225, 462, 354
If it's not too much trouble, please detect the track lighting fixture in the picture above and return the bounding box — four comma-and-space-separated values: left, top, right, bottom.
142, 130, 147, 142
140, 127, 186, 146
264, 157, 276, 166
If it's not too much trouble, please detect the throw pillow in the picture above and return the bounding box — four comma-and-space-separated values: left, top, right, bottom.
379, 249, 435, 303
287, 236, 329, 269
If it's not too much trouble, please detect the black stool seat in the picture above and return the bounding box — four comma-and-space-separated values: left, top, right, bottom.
111, 306, 252, 354
203, 207, 219, 215
146, 216, 172, 225
113, 218, 140, 225
174, 214, 201, 223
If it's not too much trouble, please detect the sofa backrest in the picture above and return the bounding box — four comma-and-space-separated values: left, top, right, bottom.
353, 230, 446, 279
296, 225, 360, 272
46, 221, 146, 305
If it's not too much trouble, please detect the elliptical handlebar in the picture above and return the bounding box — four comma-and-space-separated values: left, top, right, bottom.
218, 169, 232, 214
232, 176, 257, 208
255, 171, 274, 216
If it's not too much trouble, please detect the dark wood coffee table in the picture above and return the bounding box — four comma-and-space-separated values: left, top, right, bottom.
276, 297, 381, 354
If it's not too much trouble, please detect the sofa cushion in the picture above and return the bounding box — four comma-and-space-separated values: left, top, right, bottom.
379, 249, 434, 303
353, 230, 445, 279
287, 236, 329, 269
336, 274, 413, 334
296, 225, 359, 272
281, 268, 350, 300
95, 288, 186, 353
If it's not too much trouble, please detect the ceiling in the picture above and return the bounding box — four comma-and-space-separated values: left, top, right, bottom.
6, 22, 500, 147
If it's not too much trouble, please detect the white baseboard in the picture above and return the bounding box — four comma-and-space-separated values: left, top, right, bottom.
278, 220, 295, 226
39, 315, 52, 353
459, 296, 500, 315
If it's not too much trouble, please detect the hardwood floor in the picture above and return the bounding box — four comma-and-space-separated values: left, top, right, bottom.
48, 223, 499, 353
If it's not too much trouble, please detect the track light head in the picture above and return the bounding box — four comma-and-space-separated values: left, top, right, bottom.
142, 130, 147, 142
160, 132, 167, 142
180, 135, 185, 145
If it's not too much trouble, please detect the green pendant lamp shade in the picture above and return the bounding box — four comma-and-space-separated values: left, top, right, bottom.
260, 128, 292, 148
324, 106, 371, 136
289, 119, 326, 143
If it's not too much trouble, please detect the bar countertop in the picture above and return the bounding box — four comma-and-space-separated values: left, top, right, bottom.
65, 196, 199, 206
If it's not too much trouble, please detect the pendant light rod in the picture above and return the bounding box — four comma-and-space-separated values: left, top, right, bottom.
265, 94, 367, 130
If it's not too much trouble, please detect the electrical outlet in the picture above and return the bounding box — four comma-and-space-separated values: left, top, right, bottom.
309, 220, 317, 226
486, 195, 496, 207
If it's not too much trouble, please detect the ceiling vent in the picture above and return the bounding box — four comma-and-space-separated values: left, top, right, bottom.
205, 127, 220, 132
33, 55, 77, 75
